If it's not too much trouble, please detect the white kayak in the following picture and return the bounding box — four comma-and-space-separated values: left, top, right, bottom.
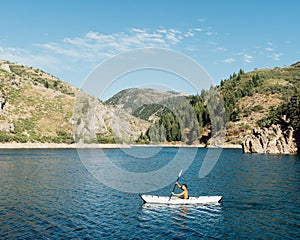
139, 194, 223, 205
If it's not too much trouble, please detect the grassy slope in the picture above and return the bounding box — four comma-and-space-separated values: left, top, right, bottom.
0, 60, 150, 144
0, 61, 77, 143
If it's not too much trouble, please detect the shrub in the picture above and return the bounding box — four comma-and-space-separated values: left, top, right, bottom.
251, 105, 264, 112
56, 130, 74, 144
0, 132, 12, 142
96, 133, 115, 144
13, 133, 28, 143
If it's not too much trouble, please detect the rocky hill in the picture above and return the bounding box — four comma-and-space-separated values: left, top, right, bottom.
0, 60, 149, 144
220, 63, 300, 153
1, 59, 299, 152
105, 62, 300, 152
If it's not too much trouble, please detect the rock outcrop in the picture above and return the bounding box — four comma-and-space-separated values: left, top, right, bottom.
0, 63, 11, 73
0, 121, 14, 132
242, 124, 297, 154
0, 91, 7, 112
72, 92, 150, 144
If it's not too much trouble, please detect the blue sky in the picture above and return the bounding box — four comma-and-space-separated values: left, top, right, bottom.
0, 0, 299, 99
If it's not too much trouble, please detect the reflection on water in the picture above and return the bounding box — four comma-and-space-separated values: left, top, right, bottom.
139, 204, 223, 238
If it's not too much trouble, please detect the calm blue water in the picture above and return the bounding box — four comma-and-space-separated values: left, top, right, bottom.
0, 148, 299, 239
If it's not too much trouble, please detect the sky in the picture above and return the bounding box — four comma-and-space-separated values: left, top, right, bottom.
0, 0, 299, 100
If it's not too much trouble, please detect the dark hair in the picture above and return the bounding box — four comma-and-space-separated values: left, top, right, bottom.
182, 184, 188, 189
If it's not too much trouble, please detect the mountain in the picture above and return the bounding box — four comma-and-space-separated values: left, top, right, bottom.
0, 60, 149, 144
1, 59, 299, 151
106, 88, 204, 144
105, 88, 184, 114
105, 62, 300, 151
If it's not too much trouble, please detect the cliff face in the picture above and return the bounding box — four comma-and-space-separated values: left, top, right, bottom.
72, 92, 150, 144
242, 124, 297, 154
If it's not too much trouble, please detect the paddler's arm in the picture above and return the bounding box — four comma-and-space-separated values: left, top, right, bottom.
172, 191, 184, 197
176, 182, 181, 188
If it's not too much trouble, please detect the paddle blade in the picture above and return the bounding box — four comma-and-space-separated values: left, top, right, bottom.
178, 169, 183, 178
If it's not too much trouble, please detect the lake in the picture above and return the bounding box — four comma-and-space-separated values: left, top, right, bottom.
0, 147, 299, 239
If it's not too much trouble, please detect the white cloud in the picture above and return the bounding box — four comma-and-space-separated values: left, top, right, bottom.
264, 42, 275, 52
131, 28, 146, 33
37, 28, 198, 61
224, 58, 235, 64
157, 28, 167, 34
193, 28, 203, 32
243, 54, 253, 63
1, 24, 224, 75
184, 32, 194, 37
265, 47, 274, 51
0, 24, 235, 86
1, 26, 209, 76
216, 47, 227, 52
205, 31, 218, 36
39, 43, 81, 57
272, 53, 283, 61
165, 32, 182, 45
203, 26, 218, 36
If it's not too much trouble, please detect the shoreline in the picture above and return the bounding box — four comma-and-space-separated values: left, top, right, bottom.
0, 143, 127, 149
0, 142, 242, 149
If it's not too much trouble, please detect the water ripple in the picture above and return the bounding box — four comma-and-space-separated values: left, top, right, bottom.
0, 148, 299, 239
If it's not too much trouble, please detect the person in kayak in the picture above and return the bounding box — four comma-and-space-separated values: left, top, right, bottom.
172, 182, 189, 199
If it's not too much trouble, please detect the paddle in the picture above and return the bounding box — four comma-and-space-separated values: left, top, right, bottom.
168, 169, 183, 201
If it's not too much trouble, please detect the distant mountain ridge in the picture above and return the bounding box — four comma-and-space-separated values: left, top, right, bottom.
105, 88, 183, 113
1, 59, 299, 152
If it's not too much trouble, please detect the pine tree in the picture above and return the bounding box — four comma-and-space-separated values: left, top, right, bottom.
239, 69, 245, 75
